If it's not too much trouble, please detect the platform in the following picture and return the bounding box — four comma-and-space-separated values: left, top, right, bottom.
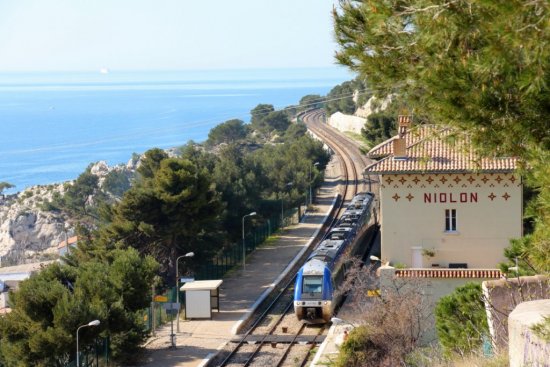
140, 158, 343, 367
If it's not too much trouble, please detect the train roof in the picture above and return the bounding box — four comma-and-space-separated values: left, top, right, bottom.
302, 258, 327, 275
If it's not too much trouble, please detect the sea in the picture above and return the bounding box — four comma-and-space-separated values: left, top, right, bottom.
0, 67, 351, 194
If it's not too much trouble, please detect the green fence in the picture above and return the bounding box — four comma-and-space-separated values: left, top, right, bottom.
142, 208, 304, 335
195, 210, 298, 280
65, 337, 110, 367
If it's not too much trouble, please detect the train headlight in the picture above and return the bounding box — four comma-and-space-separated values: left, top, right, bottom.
324, 301, 328, 305
302, 302, 306, 306
318, 301, 322, 306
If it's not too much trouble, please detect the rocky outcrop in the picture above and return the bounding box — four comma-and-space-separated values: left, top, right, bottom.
328, 95, 394, 135
355, 94, 394, 118
0, 160, 138, 267
0, 184, 68, 266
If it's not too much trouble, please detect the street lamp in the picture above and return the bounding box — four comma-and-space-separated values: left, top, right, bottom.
175, 252, 194, 335
242, 212, 257, 271
281, 182, 293, 227
309, 162, 320, 206
76, 320, 100, 367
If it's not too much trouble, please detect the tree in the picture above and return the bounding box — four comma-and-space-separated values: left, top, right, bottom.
435, 282, 489, 357
325, 81, 357, 115
0, 248, 158, 365
250, 103, 274, 127
0, 181, 14, 195
362, 111, 396, 148
206, 119, 248, 146
249, 104, 290, 136
46, 168, 106, 221
102, 157, 225, 283
137, 148, 169, 179
334, 0, 550, 274
299, 94, 325, 111
261, 111, 290, 133
103, 170, 131, 197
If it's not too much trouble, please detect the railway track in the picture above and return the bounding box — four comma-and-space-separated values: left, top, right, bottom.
210, 109, 370, 367
302, 109, 379, 196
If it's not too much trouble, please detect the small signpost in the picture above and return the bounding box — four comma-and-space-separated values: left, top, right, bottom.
154, 295, 168, 303
153, 295, 177, 347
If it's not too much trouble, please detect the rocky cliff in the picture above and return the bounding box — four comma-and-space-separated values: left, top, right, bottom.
0, 159, 138, 267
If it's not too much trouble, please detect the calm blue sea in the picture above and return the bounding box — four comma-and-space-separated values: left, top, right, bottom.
0, 68, 350, 193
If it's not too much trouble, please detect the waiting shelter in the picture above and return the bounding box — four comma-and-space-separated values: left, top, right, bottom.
180, 279, 222, 319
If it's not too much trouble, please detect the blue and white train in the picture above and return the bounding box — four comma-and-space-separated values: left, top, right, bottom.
294, 192, 377, 323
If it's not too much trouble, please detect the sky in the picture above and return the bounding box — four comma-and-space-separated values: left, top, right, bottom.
0, 0, 341, 72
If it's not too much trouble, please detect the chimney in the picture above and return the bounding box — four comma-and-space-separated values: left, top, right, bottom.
398, 115, 412, 138
393, 138, 407, 159
393, 115, 412, 159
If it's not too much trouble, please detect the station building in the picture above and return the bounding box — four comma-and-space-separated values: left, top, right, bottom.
364, 116, 522, 269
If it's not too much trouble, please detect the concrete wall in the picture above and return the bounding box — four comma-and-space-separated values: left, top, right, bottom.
483, 275, 549, 351
0, 291, 9, 309
379, 267, 498, 344
379, 173, 522, 268
328, 112, 366, 134
508, 299, 550, 367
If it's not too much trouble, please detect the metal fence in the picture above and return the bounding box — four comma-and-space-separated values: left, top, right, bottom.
143, 208, 302, 334
195, 210, 298, 280
65, 337, 110, 367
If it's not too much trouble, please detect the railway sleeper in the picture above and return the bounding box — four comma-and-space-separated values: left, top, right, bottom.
230, 335, 325, 344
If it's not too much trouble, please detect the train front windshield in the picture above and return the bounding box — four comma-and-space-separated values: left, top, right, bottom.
302, 276, 323, 297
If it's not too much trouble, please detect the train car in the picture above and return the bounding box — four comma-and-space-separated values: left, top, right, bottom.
294, 192, 377, 323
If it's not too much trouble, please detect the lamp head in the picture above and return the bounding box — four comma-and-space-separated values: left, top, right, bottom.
184, 252, 194, 258
314, 162, 320, 166
88, 320, 100, 327
249, 212, 257, 216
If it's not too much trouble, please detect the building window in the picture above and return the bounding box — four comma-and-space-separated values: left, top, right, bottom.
445, 209, 457, 232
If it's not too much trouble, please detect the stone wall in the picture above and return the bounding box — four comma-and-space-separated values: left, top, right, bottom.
482, 275, 549, 352
508, 299, 550, 367
328, 112, 366, 134
379, 266, 501, 344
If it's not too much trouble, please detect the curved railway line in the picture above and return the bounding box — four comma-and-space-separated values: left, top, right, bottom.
210, 109, 375, 367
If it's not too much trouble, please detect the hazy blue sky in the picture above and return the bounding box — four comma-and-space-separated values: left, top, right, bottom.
0, 0, 341, 72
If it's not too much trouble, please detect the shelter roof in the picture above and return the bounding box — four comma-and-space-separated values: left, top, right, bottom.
180, 279, 223, 291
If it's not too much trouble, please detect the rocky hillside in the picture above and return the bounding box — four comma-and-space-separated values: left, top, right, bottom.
0, 159, 138, 267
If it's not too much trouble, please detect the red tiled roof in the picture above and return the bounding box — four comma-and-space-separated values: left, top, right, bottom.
57, 236, 78, 249
365, 125, 518, 174
395, 268, 503, 279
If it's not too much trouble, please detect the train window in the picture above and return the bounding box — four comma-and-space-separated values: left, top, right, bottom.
302, 276, 323, 294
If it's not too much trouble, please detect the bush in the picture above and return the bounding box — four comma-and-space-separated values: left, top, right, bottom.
435, 282, 489, 357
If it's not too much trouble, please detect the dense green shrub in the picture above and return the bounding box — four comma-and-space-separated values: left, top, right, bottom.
435, 282, 489, 357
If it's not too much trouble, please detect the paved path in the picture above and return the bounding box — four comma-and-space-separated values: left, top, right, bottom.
137, 159, 341, 367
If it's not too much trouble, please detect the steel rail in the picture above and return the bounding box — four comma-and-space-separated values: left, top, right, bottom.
216, 109, 365, 367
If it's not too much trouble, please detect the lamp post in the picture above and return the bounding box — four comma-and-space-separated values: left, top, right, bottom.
176, 251, 194, 333
281, 182, 293, 227
242, 212, 257, 271
309, 162, 319, 206
76, 320, 100, 367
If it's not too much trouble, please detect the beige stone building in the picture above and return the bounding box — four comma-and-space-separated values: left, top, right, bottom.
365, 117, 522, 269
